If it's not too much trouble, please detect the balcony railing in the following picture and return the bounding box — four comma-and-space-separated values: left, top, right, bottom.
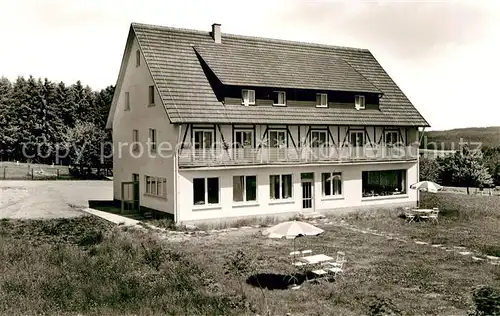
178, 146, 419, 168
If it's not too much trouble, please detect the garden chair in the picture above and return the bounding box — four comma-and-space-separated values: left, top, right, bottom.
324, 252, 346, 279
404, 207, 415, 223
429, 208, 439, 223
311, 269, 328, 282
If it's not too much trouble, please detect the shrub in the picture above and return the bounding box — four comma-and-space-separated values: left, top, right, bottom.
78, 230, 104, 246
472, 286, 500, 316
368, 296, 401, 316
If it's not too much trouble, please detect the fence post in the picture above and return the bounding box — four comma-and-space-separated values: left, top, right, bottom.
3, 166, 5, 180
31, 168, 34, 180
57, 168, 60, 179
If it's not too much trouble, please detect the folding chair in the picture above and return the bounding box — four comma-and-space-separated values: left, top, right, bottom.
404, 207, 416, 223
325, 252, 346, 279
311, 269, 328, 282
429, 208, 439, 223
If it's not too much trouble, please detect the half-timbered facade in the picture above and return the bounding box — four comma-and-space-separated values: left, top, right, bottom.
107, 23, 429, 224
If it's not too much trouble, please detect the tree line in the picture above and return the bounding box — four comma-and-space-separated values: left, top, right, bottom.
420, 145, 500, 193
0, 76, 114, 174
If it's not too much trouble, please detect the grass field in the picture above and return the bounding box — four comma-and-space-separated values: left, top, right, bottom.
0, 161, 71, 180
1, 193, 500, 315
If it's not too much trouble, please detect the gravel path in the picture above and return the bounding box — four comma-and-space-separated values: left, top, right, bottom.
0, 181, 112, 219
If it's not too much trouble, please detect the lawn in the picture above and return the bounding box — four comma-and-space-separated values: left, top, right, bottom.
1, 193, 500, 315
342, 192, 500, 257
0, 161, 71, 180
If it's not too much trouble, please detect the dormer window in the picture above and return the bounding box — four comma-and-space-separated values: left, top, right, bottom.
241, 89, 255, 106
316, 93, 328, 108
273, 91, 286, 106
355, 95, 365, 110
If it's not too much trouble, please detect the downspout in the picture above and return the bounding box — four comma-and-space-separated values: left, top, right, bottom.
173, 124, 183, 224
417, 127, 426, 207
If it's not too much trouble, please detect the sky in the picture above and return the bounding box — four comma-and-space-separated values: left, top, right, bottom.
0, 0, 499, 130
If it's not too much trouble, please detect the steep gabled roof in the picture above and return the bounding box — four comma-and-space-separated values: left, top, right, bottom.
129, 22, 429, 127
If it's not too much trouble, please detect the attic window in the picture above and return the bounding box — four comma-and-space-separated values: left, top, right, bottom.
273, 91, 286, 106
241, 89, 255, 106
316, 93, 328, 108
355, 95, 365, 110
136, 49, 140, 67
148, 85, 155, 106
125, 92, 130, 111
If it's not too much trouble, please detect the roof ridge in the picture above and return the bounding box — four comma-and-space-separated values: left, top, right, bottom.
131, 22, 369, 53
131, 22, 210, 36
223, 33, 369, 53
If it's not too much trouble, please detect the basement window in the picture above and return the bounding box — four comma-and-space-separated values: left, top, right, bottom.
241, 89, 255, 106
316, 93, 328, 107
273, 91, 286, 106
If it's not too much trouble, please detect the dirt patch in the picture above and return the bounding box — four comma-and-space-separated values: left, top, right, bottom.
0, 181, 112, 219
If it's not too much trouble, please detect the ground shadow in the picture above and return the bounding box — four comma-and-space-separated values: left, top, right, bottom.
246, 272, 320, 290
88, 200, 173, 221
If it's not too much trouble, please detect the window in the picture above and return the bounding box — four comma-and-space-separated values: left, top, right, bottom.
269, 130, 286, 148
149, 128, 156, 153
193, 130, 214, 150
322, 172, 342, 196
124, 92, 130, 111
234, 130, 253, 148
269, 174, 292, 200
136, 49, 140, 67
355, 95, 365, 109
350, 130, 364, 147
311, 130, 328, 147
241, 89, 255, 106
273, 91, 286, 106
362, 169, 407, 197
145, 175, 167, 198
233, 175, 257, 202
316, 93, 328, 107
193, 177, 219, 205
385, 130, 400, 145
132, 129, 139, 152
148, 85, 155, 106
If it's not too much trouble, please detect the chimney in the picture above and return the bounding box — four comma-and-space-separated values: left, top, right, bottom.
211, 23, 221, 44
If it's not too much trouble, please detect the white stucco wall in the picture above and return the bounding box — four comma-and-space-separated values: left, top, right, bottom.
176, 161, 418, 223
112, 36, 178, 215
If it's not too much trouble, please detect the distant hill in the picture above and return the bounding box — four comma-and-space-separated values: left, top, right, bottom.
421, 126, 500, 150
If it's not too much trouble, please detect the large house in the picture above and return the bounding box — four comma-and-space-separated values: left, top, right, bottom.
106, 22, 429, 224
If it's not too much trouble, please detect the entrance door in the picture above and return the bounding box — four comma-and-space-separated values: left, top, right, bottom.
301, 180, 313, 210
